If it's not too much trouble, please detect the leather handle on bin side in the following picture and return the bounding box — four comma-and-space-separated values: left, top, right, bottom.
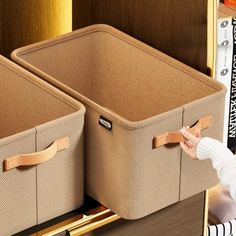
4, 137, 69, 171
153, 116, 213, 148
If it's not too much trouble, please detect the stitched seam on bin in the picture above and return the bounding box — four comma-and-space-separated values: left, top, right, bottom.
63, 87, 184, 130
15, 28, 222, 91
101, 110, 183, 131
0, 116, 81, 148
35, 112, 83, 133
0, 131, 36, 149
183, 95, 223, 112
35, 130, 39, 224
0, 128, 38, 223
179, 110, 184, 201
35, 115, 83, 135
0, 61, 81, 111
130, 114, 184, 154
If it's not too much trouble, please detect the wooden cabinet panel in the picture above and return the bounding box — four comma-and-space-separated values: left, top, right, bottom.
73, 0, 208, 74
14, 192, 205, 236
84, 192, 205, 236
0, 0, 72, 57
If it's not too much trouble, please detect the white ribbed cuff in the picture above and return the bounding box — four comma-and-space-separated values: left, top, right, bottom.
196, 137, 234, 162
196, 137, 211, 160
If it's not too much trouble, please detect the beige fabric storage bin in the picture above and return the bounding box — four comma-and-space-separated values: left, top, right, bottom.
12, 24, 226, 220
0, 56, 85, 236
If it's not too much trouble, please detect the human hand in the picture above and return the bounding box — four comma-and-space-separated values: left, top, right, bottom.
180, 127, 202, 159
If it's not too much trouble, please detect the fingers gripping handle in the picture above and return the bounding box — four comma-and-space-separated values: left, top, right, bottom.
153, 116, 213, 148
4, 137, 70, 171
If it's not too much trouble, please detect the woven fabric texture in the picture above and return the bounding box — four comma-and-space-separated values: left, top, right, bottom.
12, 24, 226, 219
0, 57, 85, 235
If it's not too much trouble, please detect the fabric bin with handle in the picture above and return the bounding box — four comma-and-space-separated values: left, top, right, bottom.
0, 56, 85, 236
12, 24, 226, 220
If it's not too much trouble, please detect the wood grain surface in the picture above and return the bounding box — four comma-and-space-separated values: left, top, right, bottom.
0, 0, 72, 57
73, 0, 208, 74
84, 192, 205, 236
14, 193, 205, 236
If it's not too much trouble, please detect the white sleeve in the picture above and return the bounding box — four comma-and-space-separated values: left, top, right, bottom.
196, 137, 236, 201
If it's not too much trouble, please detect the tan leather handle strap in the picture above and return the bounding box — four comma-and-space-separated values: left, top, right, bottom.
4, 137, 69, 171
153, 116, 213, 148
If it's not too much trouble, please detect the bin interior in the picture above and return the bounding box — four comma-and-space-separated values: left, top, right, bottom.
16, 29, 223, 122
0, 61, 77, 139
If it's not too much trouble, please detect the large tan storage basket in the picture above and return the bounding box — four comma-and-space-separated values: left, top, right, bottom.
12, 24, 226, 219
0, 56, 85, 236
